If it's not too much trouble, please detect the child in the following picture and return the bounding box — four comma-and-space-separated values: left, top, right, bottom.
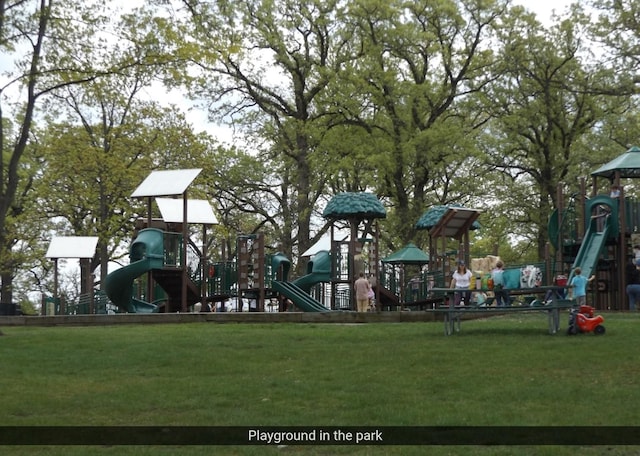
491, 260, 510, 307
473, 291, 487, 307
610, 185, 621, 199
569, 267, 596, 306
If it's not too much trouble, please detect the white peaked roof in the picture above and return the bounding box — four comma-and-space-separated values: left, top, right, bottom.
131, 169, 202, 198
302, 236, 330, 257
301, 234, 348, 257
156, 198, 218, 224
46, 236, 99, 259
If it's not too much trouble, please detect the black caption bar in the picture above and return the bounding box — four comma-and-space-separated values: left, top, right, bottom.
1, 426, 640, 445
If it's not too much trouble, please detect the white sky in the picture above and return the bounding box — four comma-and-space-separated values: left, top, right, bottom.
513, 0, 576, 24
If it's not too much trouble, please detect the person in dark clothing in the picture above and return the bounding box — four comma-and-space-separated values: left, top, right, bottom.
626, 260, 640, 311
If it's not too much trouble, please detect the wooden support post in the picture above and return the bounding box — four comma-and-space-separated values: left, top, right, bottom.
182, 191, 188, 312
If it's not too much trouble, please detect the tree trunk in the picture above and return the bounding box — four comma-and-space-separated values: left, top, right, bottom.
1, 271, 13, 304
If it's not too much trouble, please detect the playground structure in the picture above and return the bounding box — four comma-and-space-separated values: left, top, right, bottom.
379, 242, 431, 310
400, 145, 640, 312
101, 188, 392, 313
40, 146, 640, 315
99, 175, 386, 313
44, 236, 105, 315
548, 146, 640, 311
41, 182, 556, 314
320, 192, 386, 310
102, 169, 220, 313
99, 185, 553, 315
99, 169, 314, 313
418, 205, 482, 298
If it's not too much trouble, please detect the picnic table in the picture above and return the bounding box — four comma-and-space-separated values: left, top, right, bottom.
429, 286, 574, 335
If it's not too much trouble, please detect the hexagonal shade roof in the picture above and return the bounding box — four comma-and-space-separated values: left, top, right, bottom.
591, 146, 640, 179
322, 192, 386, 220
382, 242, 430, 264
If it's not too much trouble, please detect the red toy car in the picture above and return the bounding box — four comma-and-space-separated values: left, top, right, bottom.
567, 305, 605, 335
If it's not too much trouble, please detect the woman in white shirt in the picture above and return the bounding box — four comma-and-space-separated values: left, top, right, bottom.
450, 260, 472, 306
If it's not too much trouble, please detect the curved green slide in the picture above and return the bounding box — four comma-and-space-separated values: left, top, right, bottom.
293, 250, 331, 292
104, 228, 165, 313
272, 250, 332, 312
272, 281, 328, 312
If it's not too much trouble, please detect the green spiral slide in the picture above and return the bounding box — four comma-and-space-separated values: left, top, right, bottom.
104, 228, 165, 313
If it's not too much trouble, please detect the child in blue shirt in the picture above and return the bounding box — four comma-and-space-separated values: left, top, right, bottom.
570, 267, 596, 306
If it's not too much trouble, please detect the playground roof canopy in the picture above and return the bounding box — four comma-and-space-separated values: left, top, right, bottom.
156, 198, 218, 224
322, 192, 386, 220
46, 236, 99, 259
301, 233, 349, 257
591, 146, 640, 179
131, 169, 202, 198
415, 205, 481, 235
382, 242, 430, 264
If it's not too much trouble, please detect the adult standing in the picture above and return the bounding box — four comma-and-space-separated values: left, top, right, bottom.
354, 272, 371, 312
627, 260, 640, 311
450, 260, 472, 306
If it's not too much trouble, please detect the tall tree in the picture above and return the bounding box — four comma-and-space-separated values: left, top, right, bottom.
479, 5, 623, 258
590, 0, 640, 92
330, 0, 506, 249
35, 101, 211, 285
165, 0, 362, 272
0, 0, 115, 303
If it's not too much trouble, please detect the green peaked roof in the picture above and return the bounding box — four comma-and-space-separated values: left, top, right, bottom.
382, 243, 430, 264
322, 192, 386, 220
592, 146, 640, 179
415, 205, 481, 231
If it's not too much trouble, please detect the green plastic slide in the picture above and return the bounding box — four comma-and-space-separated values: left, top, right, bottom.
104, 229, 165, 313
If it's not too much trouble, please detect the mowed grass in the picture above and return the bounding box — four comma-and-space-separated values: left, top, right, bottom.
2, 312, 640, 455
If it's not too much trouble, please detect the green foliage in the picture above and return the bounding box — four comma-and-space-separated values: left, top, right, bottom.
34, 99, 213, 280
5, 0, 640, 305
17, 298, 37, 315
0, 0, 154, 302
478, 5, 626, 257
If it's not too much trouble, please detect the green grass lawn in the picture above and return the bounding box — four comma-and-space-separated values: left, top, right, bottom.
2, 312, 640, 455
